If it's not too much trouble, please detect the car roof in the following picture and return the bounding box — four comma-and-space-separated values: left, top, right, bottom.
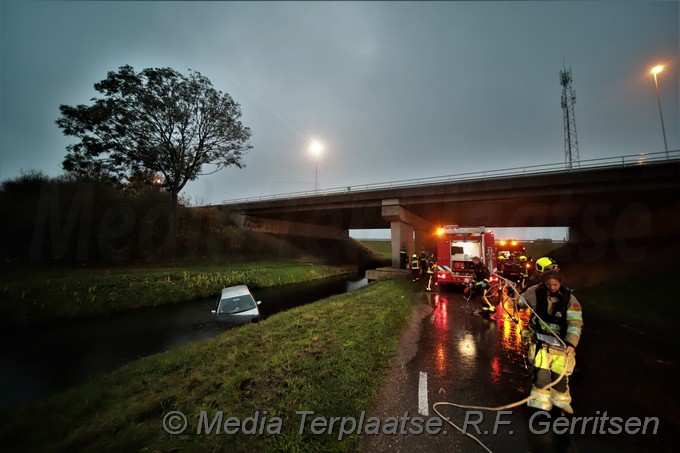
220, 285, 252, 299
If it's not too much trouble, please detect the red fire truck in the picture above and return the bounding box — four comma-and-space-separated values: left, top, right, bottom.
436, 225, 498, 286
496, 239, 526, 281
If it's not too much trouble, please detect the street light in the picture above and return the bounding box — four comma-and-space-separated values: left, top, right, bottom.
309, 140, 324, 191
650, 64, 669, 157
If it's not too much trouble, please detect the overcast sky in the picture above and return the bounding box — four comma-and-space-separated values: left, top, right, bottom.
1, 1, 678, 214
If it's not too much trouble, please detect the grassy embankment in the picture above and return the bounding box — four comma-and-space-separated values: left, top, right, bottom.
550, 239, 680, 337
359, 239, 565, 264
357, 240, 392, 260
576, 282, 678, 336
522, 240, 565, 260
0, 262, 354, 327
0, 280, 419, 453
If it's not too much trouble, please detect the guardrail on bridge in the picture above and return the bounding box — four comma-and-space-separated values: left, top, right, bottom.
220, 149, 679, 205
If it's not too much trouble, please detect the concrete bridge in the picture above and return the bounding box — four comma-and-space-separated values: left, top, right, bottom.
218, 151, 680, 267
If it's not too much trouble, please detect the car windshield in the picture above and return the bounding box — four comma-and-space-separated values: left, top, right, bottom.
217, 294, 257, 314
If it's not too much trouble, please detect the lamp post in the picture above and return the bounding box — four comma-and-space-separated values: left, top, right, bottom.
309, 140, 324, 192
650, 65, 669, 158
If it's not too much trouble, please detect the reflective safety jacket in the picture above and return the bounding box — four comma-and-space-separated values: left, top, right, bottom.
520, 263, 530, 278
410, 255, 420, 269
522, 283, 583, 349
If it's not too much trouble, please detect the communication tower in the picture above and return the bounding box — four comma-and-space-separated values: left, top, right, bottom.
560, 63, 580, 169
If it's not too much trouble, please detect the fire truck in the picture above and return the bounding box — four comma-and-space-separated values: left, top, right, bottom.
496, 239, 527, 282
436, 226, 497, 286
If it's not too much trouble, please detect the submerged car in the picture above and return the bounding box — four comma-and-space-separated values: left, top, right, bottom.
212, 285, 261, 324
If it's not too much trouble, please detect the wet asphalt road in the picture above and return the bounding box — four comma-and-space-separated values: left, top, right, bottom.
370, 285, 680, 452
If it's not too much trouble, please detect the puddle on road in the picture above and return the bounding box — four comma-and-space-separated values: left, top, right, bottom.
420, 288, 530, 394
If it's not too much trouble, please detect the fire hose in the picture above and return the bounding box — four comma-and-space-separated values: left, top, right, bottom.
432, 274, 569, 452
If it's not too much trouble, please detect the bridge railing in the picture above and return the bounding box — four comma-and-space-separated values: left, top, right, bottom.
220, 149, 679, 205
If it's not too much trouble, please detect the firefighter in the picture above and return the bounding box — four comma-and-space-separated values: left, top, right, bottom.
525, 257, 559, 289
425, 254, 438, 291
497, 255, 506, 274
419, 252, 428, 280
399, 244, 408, 269
471, 256, 494, 312
410, 253, 420, 281
521, 270, 583, 414
519, 255, 530, 291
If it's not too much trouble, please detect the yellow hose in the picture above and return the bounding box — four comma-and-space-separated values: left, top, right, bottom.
432, 274, 568, 452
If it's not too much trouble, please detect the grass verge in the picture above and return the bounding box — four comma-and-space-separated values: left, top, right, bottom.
576, 280, 679, 338
358, 240, 392, 260
0, 262, 354, 326
0, 279, 418, 452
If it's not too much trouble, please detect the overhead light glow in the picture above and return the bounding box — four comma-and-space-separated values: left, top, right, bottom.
651, 65, 664, 75
309, 140, 324, 156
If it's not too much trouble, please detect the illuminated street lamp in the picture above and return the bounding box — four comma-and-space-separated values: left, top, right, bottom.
650, 65, 669, 157
309, 140, 324, 191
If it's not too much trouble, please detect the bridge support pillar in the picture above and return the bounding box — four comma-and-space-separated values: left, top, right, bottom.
389, 221, 414, 268
382, 199, 433, 268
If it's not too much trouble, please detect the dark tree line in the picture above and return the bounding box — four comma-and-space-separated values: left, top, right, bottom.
0, 172, 241, 263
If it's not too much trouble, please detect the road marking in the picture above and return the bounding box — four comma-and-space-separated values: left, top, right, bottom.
418, 371, 429, 416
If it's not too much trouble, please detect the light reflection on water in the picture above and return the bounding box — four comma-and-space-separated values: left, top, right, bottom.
458, 333, 477, 359
427, 289, 529, 389
430, 293, 451, 377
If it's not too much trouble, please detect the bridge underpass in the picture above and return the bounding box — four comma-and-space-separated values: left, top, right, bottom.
218, 156, 680, 268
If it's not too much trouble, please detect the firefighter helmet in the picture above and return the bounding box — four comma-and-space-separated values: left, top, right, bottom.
536, 257, 558, 272
498, 255, 505, 260
519, 255, 527, 262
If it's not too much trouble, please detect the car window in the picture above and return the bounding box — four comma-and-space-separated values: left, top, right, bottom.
217, 294, 257, 314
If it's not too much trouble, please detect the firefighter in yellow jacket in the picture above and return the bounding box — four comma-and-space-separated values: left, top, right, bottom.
410, 253, 420, 282
425, 255, 438, 291
519, 255, 530, 291
520, 270, 583, 414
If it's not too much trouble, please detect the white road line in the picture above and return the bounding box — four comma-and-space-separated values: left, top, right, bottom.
418, 371, 429, 416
